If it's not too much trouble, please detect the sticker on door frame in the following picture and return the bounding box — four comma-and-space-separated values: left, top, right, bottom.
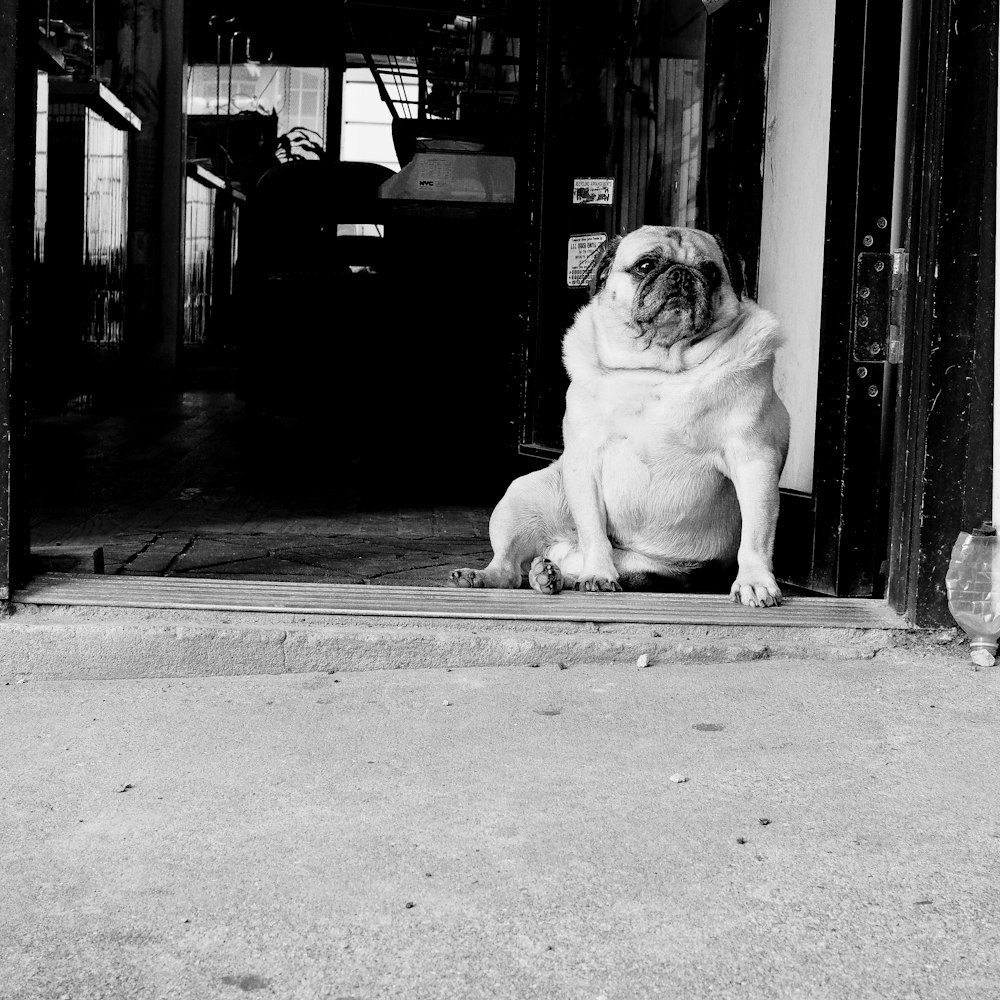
572, 178, 614, 205
567, 233, 609, 287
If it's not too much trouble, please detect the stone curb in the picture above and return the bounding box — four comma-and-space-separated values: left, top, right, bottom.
0, 603, 962, 679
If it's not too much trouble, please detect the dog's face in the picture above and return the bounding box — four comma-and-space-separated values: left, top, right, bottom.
591, 227, 743, 362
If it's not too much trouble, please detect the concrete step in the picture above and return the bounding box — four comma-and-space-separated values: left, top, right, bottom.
1, 574, 959, 681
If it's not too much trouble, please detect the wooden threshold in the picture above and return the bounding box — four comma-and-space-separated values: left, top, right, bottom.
14, 574, 912, 629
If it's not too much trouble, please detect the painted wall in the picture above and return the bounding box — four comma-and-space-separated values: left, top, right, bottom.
757, 0, 837, 493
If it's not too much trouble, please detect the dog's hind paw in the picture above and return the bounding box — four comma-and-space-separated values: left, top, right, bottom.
528, 557, 563, 596
450, 568, 485, 588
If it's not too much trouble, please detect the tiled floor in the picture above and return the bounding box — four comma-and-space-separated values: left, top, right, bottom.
30, 388, 498, 585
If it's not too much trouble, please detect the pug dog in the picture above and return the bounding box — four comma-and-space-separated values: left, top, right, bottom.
450, 225, 790, 607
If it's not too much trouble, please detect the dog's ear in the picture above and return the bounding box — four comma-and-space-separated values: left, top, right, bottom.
590, 235, 622, 296
713, 233, 745, 300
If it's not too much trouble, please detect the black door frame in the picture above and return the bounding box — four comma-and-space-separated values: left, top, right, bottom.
0, 0, 35, 601
887, 0, 998, 626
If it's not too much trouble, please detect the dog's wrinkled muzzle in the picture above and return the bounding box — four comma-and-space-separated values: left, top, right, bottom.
633, 264, 712, 344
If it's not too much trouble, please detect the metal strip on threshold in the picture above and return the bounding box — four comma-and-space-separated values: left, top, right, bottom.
14, 574, 911, 629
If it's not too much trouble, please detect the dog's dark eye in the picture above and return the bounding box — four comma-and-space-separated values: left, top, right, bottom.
700, 261, 722, 286
632, 259, 658, 277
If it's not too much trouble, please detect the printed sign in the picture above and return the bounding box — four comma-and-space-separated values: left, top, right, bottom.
567, 233, 608, 287
416, 154, 456, 191
572, 177, 614, 205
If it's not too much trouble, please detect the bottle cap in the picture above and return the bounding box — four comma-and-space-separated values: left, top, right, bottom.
971, 521, 997, 536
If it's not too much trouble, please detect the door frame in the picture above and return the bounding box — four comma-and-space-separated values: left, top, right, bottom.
886, 0, 998, 625
0, 0, 35, 601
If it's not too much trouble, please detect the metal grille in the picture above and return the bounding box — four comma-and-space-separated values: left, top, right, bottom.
16, 574, 910, 629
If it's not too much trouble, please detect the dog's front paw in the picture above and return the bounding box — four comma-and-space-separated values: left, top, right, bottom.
573, 575, 623, 593
528, 557, 563, 596
450, 568, 485, 588
730, 571, 782, 608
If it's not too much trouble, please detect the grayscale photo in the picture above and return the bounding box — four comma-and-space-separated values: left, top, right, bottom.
1, 0, 998, 997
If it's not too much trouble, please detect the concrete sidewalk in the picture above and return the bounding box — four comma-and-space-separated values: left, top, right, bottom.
2, 652, 998, 999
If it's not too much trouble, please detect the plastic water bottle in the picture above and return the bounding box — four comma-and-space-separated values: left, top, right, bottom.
946, 522, 1000, 667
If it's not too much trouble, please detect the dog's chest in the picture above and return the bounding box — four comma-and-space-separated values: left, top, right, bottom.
581, 372, 710, 457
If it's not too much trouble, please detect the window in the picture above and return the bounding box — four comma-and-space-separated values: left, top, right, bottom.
186, 63, 329, 150
341, 66, 419, 171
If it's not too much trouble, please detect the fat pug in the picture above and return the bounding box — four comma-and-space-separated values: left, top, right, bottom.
450, 225, 790, 607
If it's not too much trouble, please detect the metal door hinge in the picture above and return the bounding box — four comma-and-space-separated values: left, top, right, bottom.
854, 249, 908, 364
887, 248, 908, 364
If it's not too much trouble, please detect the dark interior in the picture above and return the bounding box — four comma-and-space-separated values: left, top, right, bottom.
29, 0, 771, 588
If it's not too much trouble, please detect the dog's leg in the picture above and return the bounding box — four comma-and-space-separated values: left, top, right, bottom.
450, 467, 569, 590
725, 452, 783, 608
560, 452, 621, 592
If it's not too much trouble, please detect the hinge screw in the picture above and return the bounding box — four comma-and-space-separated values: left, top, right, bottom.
876, 216, 888, 230
868, 385, 879, 397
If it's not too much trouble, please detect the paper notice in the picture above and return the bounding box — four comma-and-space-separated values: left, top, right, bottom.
567, 233, 608, 287
572, 178, 614, 205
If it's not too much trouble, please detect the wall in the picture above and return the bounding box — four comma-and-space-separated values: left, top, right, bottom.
757, 0, 837, 494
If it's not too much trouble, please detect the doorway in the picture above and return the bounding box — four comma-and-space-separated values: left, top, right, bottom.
23, 0, 910, 600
